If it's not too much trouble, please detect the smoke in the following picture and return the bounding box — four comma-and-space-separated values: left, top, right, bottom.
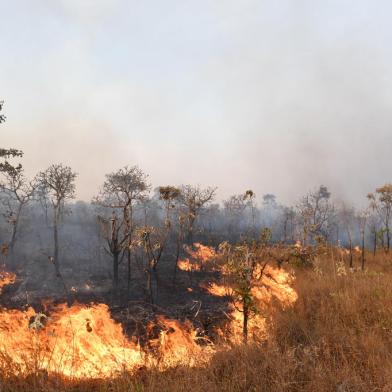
1, 1, 392, 204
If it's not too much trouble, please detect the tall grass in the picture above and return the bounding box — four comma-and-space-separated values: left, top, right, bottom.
1, 249, 392, 391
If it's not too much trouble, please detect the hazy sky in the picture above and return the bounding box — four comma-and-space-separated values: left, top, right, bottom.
1, 1, 392, 205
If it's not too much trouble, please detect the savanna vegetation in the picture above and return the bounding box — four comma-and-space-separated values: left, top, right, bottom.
1, 101, 392, 391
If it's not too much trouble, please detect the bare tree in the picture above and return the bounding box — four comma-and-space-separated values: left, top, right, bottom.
179, 184, 217, 244
281, 206, 296, 244
244, 190, 257, 238
223, 194, 247, 240
93, 166, 150, 295
296, 185, 334, 245
368, 184, 392, 252
367, 212, 381, 257
0, 168, 36, 255
0, 101, 23, 177
357, 209, 368, 271
36, 164, 77, 276
339, 203, 356, 268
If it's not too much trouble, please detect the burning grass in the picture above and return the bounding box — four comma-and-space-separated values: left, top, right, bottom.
0, 248, 392, 391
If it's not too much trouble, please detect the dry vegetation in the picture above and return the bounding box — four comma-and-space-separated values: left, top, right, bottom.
0, 248, 391, 392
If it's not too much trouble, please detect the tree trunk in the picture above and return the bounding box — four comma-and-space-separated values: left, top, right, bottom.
361, 231, 366, 271
243, 302, 249, 344
127, 249, 131, 297
373, 230, 377, 257
53, 207, 60, 277
173, 231, 182, 285
113, 252, 119, 291
146, 266, 153, 304
9, 204, 22, 254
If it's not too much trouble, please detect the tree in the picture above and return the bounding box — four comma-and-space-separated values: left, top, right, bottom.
97, 211, 125, 291
243, 190, 257, 237
296, 185, 334, 245
368, 184, 392, 252
179, 185, 217, 244
0, 101, 23, 177
36, 164, 77, 276
223, 194, 247, 240
357, 209, 368, 271
339, 203, 356, 268
0, 168, 36, 255
281, 206, 296, 244
367, 212, 382, 257
219, 229, 271, 343
93, 166, 150, 294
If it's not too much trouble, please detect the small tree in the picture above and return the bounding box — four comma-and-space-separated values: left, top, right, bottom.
223, 194, 247, 240
297, 185, 334, 245
219, 229, 271, 343
179, 184, 217, 244
0, 101, 23, 177
135, 225, 169, 303
36, 164, 77, 276
368, 184, 392, 252
339, 203, 356, 268
93, 166, 150, 294
281, 206, 296, 244
97, 212, 125, 291
244, 190, 257, 237
0, 168, 36, 255
357, 209, 368, 271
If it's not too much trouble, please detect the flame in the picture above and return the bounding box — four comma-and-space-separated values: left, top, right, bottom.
200, 282, 231, 297
184, 243, 216, 264
149, 316, 212, 367
0, 303, 142, 378
177, 258, 197, 272
178, 244, 217, 272
202, 266, 297, 343
0, 245, 298, 379
0, 271, 16, 293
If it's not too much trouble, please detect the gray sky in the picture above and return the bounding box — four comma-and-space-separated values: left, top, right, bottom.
1, 0, 392, 205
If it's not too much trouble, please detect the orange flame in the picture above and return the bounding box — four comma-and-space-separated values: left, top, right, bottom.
0, 271, 16, 294
0, 248, 298, 379
0, 303, 142, 378
202, 266, 297, 343
178, 243, 217, 272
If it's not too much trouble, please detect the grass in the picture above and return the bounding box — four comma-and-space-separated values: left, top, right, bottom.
1, 249, 392, 391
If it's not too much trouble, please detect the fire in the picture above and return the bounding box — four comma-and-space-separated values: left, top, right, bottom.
184, 243, 216, 264
0, 243, 298, 379
202, 265, 297, 343
200, 282, 231, 297
178, 258, 197, 272
0, 303, 142, 378
178, 243, 217, 272
149, 316, 212, 367
0, 271, 16, 293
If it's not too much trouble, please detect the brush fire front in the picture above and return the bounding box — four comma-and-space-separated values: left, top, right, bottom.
0, 243, 297, 379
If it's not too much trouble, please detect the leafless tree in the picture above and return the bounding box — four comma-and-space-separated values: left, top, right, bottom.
368, 184, 392, 252
179, 184, 217, 244
0, 101, 23, 177
93, 166, 150, 295
296, 185, 334, 245
0, 168, 36, 255
339, 203, 356, 268
357, 209, 369, 271
36, 164, 77, 276
244, 190, 257, 238
223, 194, 247, 240
281, 206, 296, 244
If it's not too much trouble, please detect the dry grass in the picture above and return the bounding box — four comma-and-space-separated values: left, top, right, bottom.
1, 249, 392, 391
